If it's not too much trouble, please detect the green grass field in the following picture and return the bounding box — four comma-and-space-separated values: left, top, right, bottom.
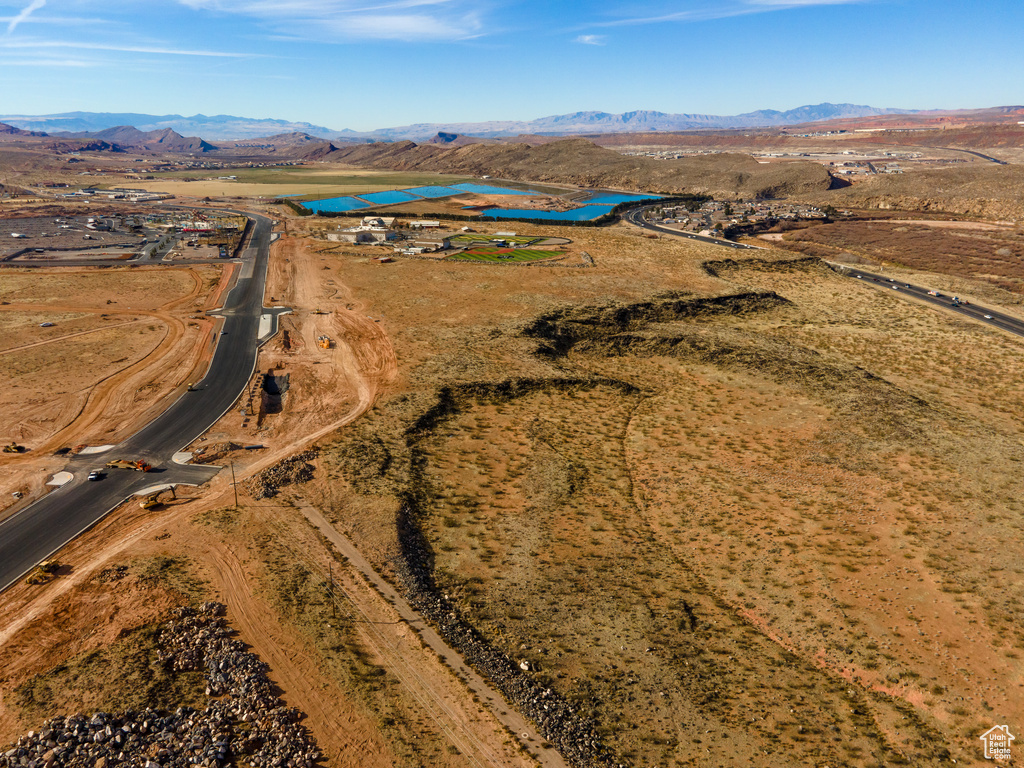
449, 247, 562, 263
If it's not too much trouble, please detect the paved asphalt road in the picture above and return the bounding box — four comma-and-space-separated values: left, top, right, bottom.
622, 205, 1024, 338
623, 204, 760, 250
0, 211, 282, 592
831, 265, 1024, 339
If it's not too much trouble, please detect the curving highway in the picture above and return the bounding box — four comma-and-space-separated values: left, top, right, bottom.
830, 265, 1024, 339
623, 204, 760, 250
0, 211, 284, 592
623, 203, 1024, 338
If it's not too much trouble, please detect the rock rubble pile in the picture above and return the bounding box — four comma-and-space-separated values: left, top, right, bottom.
395, 503, 614, 768
244, 450, 318, 500
1, 602, 320, 768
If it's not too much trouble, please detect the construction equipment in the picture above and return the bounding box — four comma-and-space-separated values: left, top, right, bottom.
317, 335, 332, 349
25, 560, 60, 585
140, 494, 161, 510
105, 459, 152, 472
3, 442, 25, 453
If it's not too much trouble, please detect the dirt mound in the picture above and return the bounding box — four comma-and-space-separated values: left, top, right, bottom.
702, 255, 828, 277
192, 441, 240, 464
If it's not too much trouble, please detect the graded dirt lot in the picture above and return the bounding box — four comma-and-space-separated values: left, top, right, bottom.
2, 201, 1024, 768
0, 264, 226, 517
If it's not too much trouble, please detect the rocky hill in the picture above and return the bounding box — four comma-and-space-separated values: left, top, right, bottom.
0, 122, 47, 138
42, 139, 118, 153
54, 126, 215, 152
326, 137, 835, 198
817, 162, 1024, 219
298, 141, 339, 161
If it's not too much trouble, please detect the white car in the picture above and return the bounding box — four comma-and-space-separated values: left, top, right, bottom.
984, 314, 993, 319
87, 470, 102, 481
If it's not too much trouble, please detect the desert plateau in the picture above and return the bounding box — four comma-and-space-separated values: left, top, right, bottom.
2, 8, 1024, 764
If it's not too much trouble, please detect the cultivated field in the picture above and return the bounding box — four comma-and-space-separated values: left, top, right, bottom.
450, 248, 563, 263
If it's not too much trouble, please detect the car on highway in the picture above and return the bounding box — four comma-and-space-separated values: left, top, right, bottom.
984, 314, 993, 319
87, 470, 103, 481
891, 286, 899, 290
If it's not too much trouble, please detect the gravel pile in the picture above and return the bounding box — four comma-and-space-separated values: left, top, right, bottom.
191, 443, 240, 465
244, 450, 318, 500
1, 602, 320, 768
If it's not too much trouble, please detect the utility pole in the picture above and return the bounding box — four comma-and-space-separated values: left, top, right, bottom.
329, 563, 336, 619
230, 461, 238, 508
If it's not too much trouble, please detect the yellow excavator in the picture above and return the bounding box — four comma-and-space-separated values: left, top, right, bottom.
140, 487, 174, 509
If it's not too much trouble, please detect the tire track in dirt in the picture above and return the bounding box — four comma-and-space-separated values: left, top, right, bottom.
0, 319, 145, 356
240, 306, 397, 480
297, 505, 562, 768
199, 538, 399, 768
0, 296, 214, 455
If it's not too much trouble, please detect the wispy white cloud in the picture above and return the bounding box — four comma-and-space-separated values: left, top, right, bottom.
328, 12, 482, 40
0, 56, 93, 66
174, 0, 485, 41
591, 0, 868, 27
0, 15, 110, 26
6, 0, 45, 34
574, 34, 605, 45
0, 38, 253, 56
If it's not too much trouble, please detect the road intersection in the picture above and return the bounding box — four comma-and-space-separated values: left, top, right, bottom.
0, 211, 281, 592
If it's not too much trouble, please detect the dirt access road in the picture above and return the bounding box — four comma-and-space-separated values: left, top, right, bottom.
228, 234, 557, 765
300, 505, 566, 768
1, 229, 551, 768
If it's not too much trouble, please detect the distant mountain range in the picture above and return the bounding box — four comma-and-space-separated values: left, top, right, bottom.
0, 112, 338, 141
365, 105, 916, 140
0, 104, 914, 142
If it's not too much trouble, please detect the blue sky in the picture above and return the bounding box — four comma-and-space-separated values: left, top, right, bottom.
0, 0, 1020, 131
